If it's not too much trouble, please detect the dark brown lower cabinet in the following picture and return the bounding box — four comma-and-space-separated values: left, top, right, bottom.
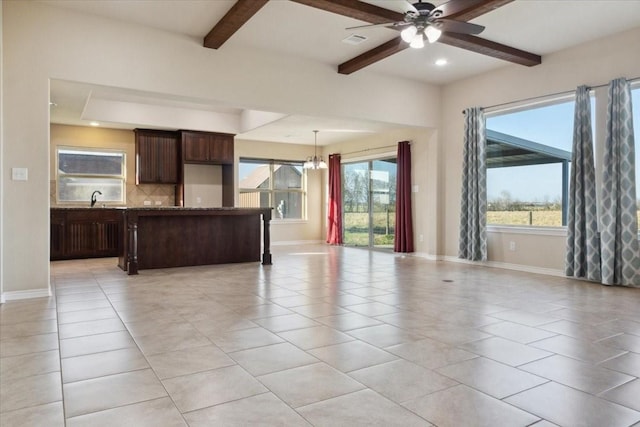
51, 209, 123, 260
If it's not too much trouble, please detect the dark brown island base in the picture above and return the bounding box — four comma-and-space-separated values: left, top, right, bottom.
118, 207, 272, 275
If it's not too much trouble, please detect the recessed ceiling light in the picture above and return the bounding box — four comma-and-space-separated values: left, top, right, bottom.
89, 121, 100, 127
435, 58, 448, 66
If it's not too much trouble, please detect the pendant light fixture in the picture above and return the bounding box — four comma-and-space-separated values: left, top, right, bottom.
303, 130, 327, 170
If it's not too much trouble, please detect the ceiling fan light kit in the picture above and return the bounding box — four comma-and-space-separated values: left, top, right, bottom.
304, 130, 327, 170
346, 0, 484, 49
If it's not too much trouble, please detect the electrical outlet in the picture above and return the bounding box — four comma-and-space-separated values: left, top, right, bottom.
419, 234, 424, 242
143, 200, 151, 206
509, 241, 516, 251
155, 201, 162, 205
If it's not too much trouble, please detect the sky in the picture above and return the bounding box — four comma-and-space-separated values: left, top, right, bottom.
486, 87, 640, 203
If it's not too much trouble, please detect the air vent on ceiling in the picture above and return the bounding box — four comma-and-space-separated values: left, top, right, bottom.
342, 34, 368, 45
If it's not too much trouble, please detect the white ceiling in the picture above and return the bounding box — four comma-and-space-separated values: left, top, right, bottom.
45, 0, 640, 144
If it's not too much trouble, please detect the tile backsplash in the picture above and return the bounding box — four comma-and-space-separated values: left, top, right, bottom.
50, 181, 176, 207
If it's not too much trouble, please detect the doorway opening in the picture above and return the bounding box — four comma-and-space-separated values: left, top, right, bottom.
342, 158, 397, 249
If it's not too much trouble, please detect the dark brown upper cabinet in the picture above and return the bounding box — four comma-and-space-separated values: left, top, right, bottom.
135, 129, 179, 184
181, 130, 234, 164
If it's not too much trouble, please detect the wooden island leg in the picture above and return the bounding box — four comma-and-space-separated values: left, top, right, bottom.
262, 211, 272, 265
127, 218, 139, 275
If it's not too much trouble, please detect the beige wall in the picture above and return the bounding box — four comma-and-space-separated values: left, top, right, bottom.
440, 27, 640, 272
183, 164, 223, 208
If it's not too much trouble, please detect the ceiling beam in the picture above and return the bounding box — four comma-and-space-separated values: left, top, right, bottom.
204, 0, 269, 49
289, 0, 403, 24
438, 32, 541, 66
441, 0, 514, 20
338, 37, 406, 75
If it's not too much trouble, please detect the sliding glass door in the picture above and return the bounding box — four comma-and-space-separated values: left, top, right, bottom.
342, 158, 397, 248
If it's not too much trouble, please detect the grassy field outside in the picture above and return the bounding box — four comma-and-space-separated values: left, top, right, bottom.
344, 210, 640, 244
488, 210, 640, 227
344, 211, 395, 246
488, 210, 562, 227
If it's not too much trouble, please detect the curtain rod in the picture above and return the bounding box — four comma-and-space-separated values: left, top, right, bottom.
337, 143, 405, 157
462, 76, 640, 114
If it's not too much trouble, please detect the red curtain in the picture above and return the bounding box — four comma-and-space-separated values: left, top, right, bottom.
326, 154, 343, 245
394, 141, 414, 252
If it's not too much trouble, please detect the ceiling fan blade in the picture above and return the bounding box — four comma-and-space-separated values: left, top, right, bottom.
401, 0, 419, 14
432, 0, 503, 19
433, 18, 484, 35
346, 21, 401, 30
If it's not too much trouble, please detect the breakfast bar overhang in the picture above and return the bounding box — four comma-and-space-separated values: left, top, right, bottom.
118, 207, 272, 275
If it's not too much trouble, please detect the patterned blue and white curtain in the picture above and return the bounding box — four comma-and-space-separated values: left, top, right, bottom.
566, 85, 601, 281
459, 107, 487, 261
601, 78, 640, 287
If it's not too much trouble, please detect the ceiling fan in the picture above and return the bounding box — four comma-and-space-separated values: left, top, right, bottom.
205, 0, 541, 75
346, 0, 485, 49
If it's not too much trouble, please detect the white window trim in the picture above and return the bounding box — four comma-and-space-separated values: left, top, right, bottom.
487, 225, 567, 237
485, 94, 579, 230
56, 146, 126, 205
238, 158, 307, 221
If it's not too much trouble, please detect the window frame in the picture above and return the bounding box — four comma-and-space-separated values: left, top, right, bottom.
238, 158, 307, 221
56, 146, 127, 205
485, 94, 581, 230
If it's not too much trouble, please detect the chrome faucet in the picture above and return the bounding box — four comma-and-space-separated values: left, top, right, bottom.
90, 190, 102, 208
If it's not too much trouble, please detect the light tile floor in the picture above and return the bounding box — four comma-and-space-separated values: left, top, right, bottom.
1, 245, 640, 426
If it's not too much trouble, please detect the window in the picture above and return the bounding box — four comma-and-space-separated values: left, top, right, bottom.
57, 147, 126, 204
486, 98, 593, 227
238, 159, 306, 220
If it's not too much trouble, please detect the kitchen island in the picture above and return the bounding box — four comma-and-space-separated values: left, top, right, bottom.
118, 207, 272, 275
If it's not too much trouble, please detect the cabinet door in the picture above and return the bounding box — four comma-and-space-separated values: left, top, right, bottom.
64, 210, 123, 259
66, 219, 96, 258
94, 220, 121, 256
209, 134, 234, 164
156, 135, 178, 183
136, 136, 159, 183
50, 211, 66, 260
136, 130, 178, 184
183, 132, 210, 162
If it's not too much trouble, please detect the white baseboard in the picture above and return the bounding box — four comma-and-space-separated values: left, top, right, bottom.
411, 252, 445, 261
443, 256, 565, 277
2, 287, 52, 302
271, 240, 325, 246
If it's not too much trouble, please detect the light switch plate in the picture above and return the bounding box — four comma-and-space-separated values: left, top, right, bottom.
12, 167, 28, 181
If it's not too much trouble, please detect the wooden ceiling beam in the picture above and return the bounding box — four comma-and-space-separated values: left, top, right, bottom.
339, 37, 406, 75
204, 0, 269, 49
440, 0, 514, 21
289, 0, 403, 24
438, 32, 541, 66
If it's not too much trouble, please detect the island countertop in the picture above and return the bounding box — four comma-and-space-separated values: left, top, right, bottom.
119, 207, 272, 274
